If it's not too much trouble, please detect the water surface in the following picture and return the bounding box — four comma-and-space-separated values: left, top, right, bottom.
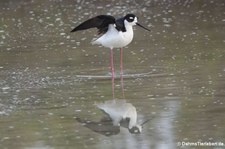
0, 0, 225, 149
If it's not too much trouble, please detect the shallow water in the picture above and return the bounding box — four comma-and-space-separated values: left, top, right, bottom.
0, 0, 225, 149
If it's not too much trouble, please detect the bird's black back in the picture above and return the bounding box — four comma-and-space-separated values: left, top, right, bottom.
115, 17, 126, 32
71, 14, 137, 35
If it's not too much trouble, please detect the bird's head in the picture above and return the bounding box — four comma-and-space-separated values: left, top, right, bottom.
128, 124, 142, 134
124, 14, 151, 32
128, 119, 150, 134
124, 14, 138, 26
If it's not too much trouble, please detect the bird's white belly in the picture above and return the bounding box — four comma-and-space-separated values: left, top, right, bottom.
92, 25, 134, 49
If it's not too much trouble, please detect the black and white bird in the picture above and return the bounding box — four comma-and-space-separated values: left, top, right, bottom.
71, 14, 150, 98
96, 99, 150, 134
76, 99, 150, 136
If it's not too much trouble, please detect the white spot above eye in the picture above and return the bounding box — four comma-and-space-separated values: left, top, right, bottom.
129, 17, 134, 20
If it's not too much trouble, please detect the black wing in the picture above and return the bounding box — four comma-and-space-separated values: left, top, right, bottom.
76, 117, 120, 136
71, 15, 116, 34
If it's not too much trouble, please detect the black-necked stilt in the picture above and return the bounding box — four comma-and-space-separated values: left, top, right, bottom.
71, 14, 150, 98
97, 99, 150, 133
97, 99, 142, 133
76, 99, 150, 135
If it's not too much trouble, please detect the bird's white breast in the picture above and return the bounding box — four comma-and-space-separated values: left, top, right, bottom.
96, 100, 138, 128
92, 24, 134, 49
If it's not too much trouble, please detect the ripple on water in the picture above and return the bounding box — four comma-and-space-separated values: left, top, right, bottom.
0, 103, 15, 115
75, 71, 169, 80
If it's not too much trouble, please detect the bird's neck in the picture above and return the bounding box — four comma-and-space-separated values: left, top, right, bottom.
125, 24, 134, 33
122, 24, 133, 38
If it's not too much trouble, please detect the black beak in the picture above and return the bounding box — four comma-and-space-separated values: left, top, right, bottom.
141, 119, 150, 126
136, 23, 151, 32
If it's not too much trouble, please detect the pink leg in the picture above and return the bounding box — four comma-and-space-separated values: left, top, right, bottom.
120, 48, 125, 98
110, 48, 115, 99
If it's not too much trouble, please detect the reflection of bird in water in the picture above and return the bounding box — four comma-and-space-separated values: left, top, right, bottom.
76, 117, 120, 136
97, 99, 145, 133
76, 99, 149, 136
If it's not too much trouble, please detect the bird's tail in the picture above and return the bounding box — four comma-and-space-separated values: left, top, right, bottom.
91, 38, 100, 45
